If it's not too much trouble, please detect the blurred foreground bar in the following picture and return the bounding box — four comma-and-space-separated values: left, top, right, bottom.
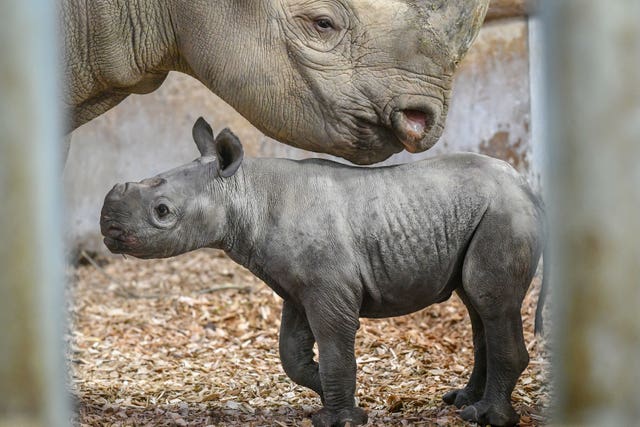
543, 0, 640, 424
0, 1, 68, 426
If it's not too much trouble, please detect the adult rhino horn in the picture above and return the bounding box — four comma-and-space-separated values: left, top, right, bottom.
412, 0, 490, 67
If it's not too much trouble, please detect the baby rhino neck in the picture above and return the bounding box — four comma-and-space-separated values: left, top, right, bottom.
216, 158, 297, 269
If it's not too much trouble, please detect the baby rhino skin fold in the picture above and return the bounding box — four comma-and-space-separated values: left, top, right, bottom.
101, 118, 545, 427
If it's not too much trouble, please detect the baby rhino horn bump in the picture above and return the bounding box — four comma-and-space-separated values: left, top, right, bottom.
214, 128, 244, 178
192, 117, 217, 157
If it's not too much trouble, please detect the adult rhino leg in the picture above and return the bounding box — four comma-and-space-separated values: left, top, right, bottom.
304, 292, 367, 427
279, 300, 323, 400
456, 218, 535, 427
442, 288, 487, 408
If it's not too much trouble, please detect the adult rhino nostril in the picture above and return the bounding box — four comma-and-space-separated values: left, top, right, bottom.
403, 109, 432, 134
391, 109, 436, 153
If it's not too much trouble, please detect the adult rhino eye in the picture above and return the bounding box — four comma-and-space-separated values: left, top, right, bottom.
155, 204, 170, 218
313, 17, 335, 32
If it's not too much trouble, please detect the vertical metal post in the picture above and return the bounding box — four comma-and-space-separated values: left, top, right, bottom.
528, 13, 546, 191
0, 1, 68, 426
543, 0, 640, 424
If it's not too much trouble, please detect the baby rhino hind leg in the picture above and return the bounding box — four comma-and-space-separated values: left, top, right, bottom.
442, 288, 487, 408
279, 301, 324, 400
455, 214, 540, 426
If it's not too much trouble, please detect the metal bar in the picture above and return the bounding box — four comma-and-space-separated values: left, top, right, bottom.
0, 0, 68, 426
528, 12, 546, 191
543, 0, 640, 424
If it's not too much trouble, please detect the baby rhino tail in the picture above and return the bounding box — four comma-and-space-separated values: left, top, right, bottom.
534, 216, 549, 335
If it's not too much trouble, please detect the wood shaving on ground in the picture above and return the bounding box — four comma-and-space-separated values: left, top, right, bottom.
67, 249, 550, 426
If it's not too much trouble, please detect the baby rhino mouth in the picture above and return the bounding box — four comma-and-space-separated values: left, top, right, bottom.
390, 109, 436, 153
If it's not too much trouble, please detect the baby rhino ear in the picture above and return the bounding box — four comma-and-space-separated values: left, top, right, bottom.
192, 117, 216, 157
214, 128, 244, 178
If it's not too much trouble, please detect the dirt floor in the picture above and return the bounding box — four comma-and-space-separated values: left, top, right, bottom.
68, 249, 550, 426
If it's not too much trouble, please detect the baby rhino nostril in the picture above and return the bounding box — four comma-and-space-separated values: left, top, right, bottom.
106, 225, 124, 239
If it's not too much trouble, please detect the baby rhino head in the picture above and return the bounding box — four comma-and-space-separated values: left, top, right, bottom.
100, 118, 243, 259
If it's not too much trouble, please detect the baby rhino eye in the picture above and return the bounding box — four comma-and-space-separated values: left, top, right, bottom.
155, 204, 170, 218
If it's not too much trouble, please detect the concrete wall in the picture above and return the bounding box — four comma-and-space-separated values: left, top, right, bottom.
63, 17, 533, 253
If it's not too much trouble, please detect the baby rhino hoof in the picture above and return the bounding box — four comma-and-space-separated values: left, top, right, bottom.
443, 388, 481, 408
459, 400, 520, 427
311, 407, 368, 427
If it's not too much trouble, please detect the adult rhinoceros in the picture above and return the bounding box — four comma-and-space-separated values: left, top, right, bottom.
62, 0, 490, 164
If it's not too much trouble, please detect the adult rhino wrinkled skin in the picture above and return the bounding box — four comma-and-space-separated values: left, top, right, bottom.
61, 0, 490, 164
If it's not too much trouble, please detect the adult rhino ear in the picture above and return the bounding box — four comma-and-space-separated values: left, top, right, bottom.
214, 128, 244, 178
192, 117, 216, 157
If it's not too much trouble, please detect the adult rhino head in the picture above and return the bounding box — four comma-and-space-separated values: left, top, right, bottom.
64, 0, 489, 164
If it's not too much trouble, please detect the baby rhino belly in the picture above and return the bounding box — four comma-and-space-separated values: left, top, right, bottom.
354, 193, 479, 319
358, 259, 460, 319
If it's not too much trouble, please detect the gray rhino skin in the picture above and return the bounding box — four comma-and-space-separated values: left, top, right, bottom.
62, 0, 490, 164
100, 118, 544, 427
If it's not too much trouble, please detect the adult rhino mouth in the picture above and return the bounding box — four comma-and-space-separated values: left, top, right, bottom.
390, 108, 437, 153
382, 94, 443, 154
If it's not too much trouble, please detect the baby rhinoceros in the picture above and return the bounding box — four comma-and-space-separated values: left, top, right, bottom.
100, 117, 545, 427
